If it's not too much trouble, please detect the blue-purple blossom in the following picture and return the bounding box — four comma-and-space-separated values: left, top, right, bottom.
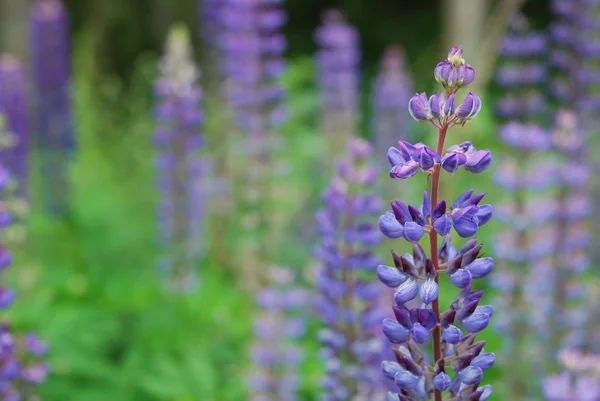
30, 0, 74, 214
155, 25, 205, 292
315, 138, 387, 399
0, 55, 29, 200
378, 47, 494, 401
248, 267, 306, 401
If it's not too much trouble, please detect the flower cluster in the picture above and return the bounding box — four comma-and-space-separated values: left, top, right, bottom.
0, 55, 29, 200
314, 138, 387, 400
248, 267, 307, 401
387, 139, 490, 180
371, 47, 414, 156
155, 25, 205, 292
377, 47, 494, 401
315, 10, 360, 151
30, 0, 74, 214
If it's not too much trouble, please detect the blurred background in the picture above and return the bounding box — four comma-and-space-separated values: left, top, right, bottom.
0, 0, 597, 400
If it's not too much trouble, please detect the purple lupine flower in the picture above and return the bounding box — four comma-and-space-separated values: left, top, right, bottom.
155, 25, 206, 292
30, 0, 74, 214
315, 138, 388, 399
371, 47, 414, 156
491, 14, 554, 398
315, 10, 360, 153
248, 267, 306, 401
378, 47, 494, 401
0, 55, 29, 200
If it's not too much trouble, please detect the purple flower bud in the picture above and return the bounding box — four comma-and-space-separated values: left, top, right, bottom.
390, 163, 420, 179
429, 93, 441, 118
394, 278, 418, 304
387, 392, 400, 401
444, 93, 456, 116
465, 150, 492, 173
411, 322, 429, 344
475, 204, 493, 226
393, 306, 413, 328
452, 209, 479, 238
479, 385, 493, 401
408, 92, 430, 122
460, 65, 475, 87
415, 146, 439, 170
434, 214, 452, 236
450, 269, 472, 288
434, 61, 452, 84
441, 152, 467, 173
379, 211, 404, 239
442, 325, 463, 344
456, 92, 482, 122
462, 312, 491, 333
448, 46, 464, 62
387, 147, 406, 166
453, 188, 475, 208
382, 361, 403, 380
403, 221, 425, 242
419, 278, 439, 304
411, 308, 437, 330
420, 190, 431, 218
471, 352, 495, 370
466, 257, 494, 279
383, 318, 410, 343
377, 265, 408, 288
394, 370, 420, 389
433, 372, 452, 391
458, 366, 483, 385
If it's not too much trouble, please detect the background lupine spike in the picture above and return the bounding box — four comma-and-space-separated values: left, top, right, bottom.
315, 9, 360, 158
315, 137, 387, 399
491, 13, 552, 399
248, 266, 306, 401
371, 46, 414, 156
379, 47, 494, 401
0, 54, 29, 201
220, 0, 287, 288
0, 164, 49, 398
548, 0, 595, 362
30, 0, 74, 215
154, 23, 206, 292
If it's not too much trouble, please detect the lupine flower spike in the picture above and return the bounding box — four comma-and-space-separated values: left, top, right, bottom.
492, 14, 552, 398
315, 10, 360, 157
219, 0, 287, 286
549, 0, 596, 356
155, 24, 205, 292
30, 0, 74, 215
0, 165, 49, 398
248, 267, 307, 401
315, 138, 387, 400
372, 47, 414, 156
0, 55, 29, 201
379, 47, 494, 401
